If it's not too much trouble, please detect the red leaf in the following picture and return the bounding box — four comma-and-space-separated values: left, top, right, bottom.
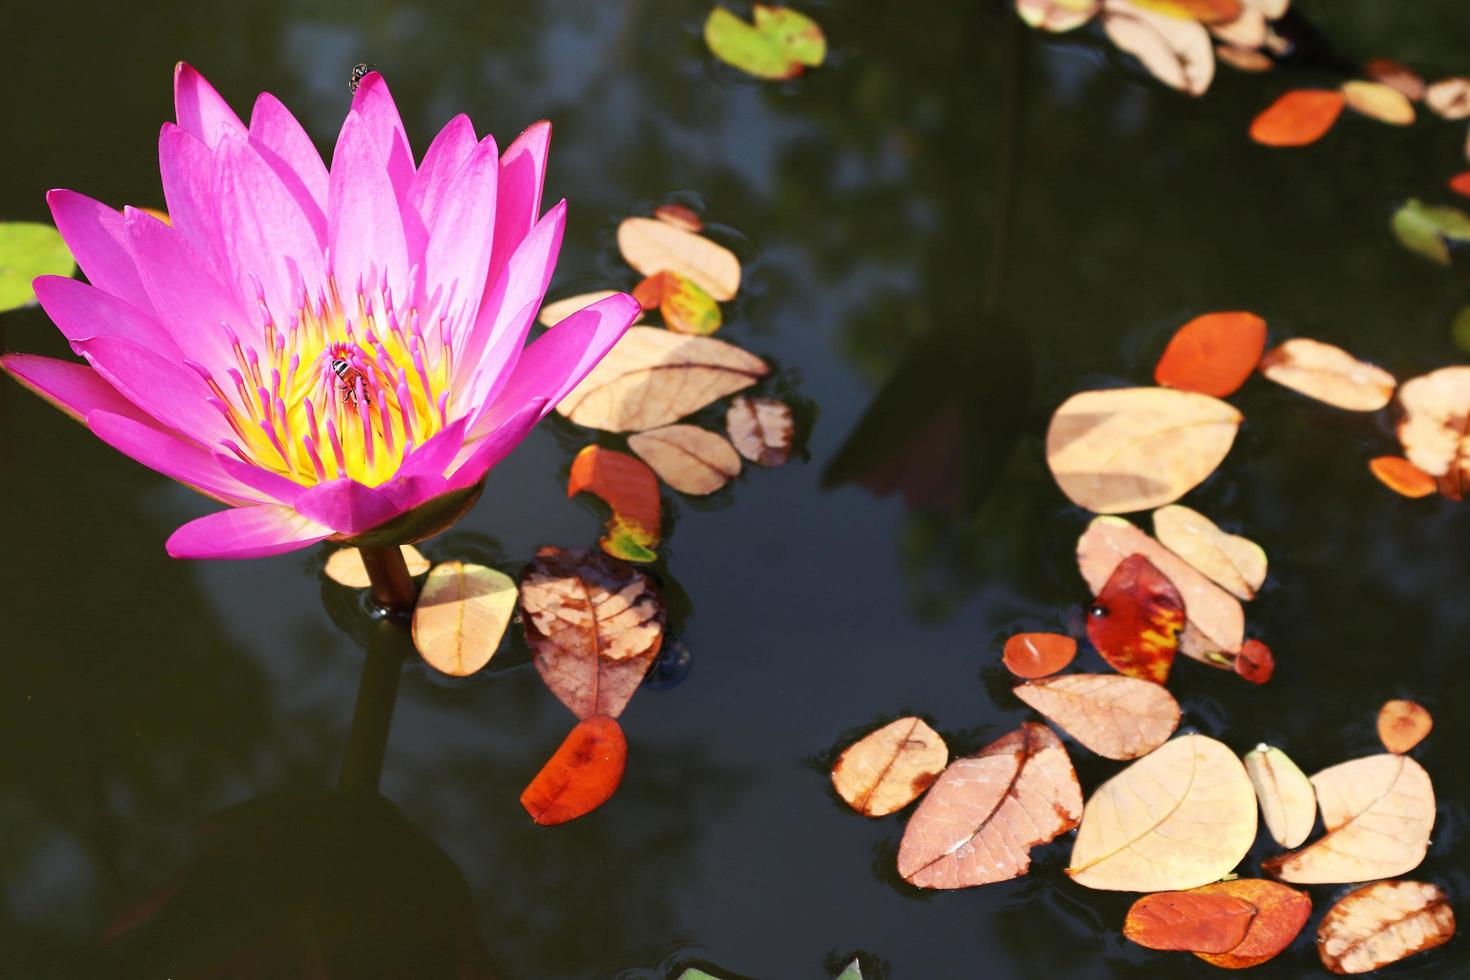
1250, 90, 1345, 147
567, 446, 661, 562
520, 715, 628, 826
1124, 891, 1258, 953
1002, 632, 1077, 679
1450, 172, 1470, 198
653, 203, 704, 232
1086, 555, 1185, 684
1234, 639, 1275, 684
1154, 311, 1267, 397
1192, 879, 1312, 968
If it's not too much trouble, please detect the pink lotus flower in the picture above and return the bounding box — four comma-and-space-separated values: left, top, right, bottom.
3, 65, 639, 559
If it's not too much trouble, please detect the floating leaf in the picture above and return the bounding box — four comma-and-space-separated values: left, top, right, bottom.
1123, 891, 1256, 953
897, 723, 1082, 888
1016, 0, 1099, 31
726, 395, 795, 467
1425, 77, 1470, 120
654, 203, 703, 232
411, 561, 518, 677
1101, 0, 1215, 96
834, 961, 863, 980
1365, 57, 1426, 101
1317, 881, 1456, 975
703, 4, 826, 81
1397, 366, 1470, 498
1244, 744, 1316, 848
632, 271, 722, 336
1153, 504, 1267, 601
519, 547, 666, 720
1086, 554, 1185, 684
520, 715, 627, 826
1068, 734, 1256, 891
324, 544, 431, 588
1341, 80, 1415, 125
1263, 754, 1434, 884
1258, 338, 1395, 411
1129, 0, 1241, 20
1207, 7, 1265, 49
1191, 879, 1312, 969
1240, 0, 1287, 17
0, 222, 76, 313
1391, 199, 1470, 266
1046, 387, 1242, 514
627, 425, 741, 495
1153, 311, 1267, 397
617, 217, 741, 301
1002, 632, 1078, 679
1369, 456, 1437, 499
1451, 172, 1470, 198
1014, 674, 1180, 760
1377, 699, 1432, 754
831, 717, 949, 818
538, 290, 627, 328
1233, 639, 1274, 684
557, 326, 768, 432
1215, 45, 1272, 73
567, 446, 661, 562
1250, 90, 1344, 146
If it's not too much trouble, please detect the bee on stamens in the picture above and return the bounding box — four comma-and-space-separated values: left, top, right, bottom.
331, 358, 371, 406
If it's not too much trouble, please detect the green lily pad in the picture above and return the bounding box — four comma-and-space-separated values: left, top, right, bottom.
1391, 199, 1470, 266
0, 221, 75, 312
704, 4, 827, 80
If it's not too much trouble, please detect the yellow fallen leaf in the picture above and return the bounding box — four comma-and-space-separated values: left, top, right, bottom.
411, 561, 517, 677
323, 544, 430, 588
1013, 673, 1180, 760
1259, 338, 1396, 411
1342, 80, 1416, 125
831, 716, 948, 818
1318, 881, 1456, 974
1152, 504, 1267, 600
628, 424, 742, 495
1244, 744, 1316, 848
616, 217, 741, 301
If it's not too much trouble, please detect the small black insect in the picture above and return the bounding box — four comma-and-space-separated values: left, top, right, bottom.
349, 63, 375, 94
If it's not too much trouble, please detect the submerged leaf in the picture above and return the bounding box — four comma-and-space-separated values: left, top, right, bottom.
1244, 744, 1316, 848
1191, 879, 1312, 969
411, 562, 518, 677
1250, 90, 1345, 146
568, 446, 661, 562
1002, 632, 1078, 679
703, 4, 827, 80
1123, 891, 1256, 953
1369, 456, 1437, 499
628, 424, 741, 495
1391, 199, 1470, 266
726, 395, 795, 467
324, 544, 431, 588
1258, 338, 1395, 411
0, 221, 76, 312
1085, 554, 1185, 684
1153, 504, 1267, 600
1153, 311, 1267, 397
1397, 366, 1470, 498
520, 715, 627, 826
831, 717, 949, 818
1014, 673, 1180, 760
1377, 699, 1432, 754
617, 217, 741, 301
1317, 881, 1455, 974
1101, 0, 1215, 96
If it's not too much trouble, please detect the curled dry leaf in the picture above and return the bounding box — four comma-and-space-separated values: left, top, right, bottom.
1233, 638, 1274, 684
1365, 58, 1426, 101
653, 203, 702, 233
831, 717, 949, 818
520, 715, 627, 826
1068, 734, 1256, 891
324, 544, 430, 588
1046, 388, 1242, 514
726, 395, 795, 467
1002, 632, 1077, 679
1101, 0, 1215, 96
538, 290, 628, 328
557, 326, 768, 432
617, 217, 740, 301
519, 547, 666, 720
1377, 699, 1432, 754
1153, 504, 1267, 601
1013, 673, 1179, 760
1123, 891, 1256, 953
1191, 879, 1312, 969
1244, 744, 1316, 848
1318, 881, 1455, 974
1153, 311, 1267, 398
1426, 77, 1470, 120
1258, 338, 1395, 411
632, 271, 722, 336
1215, 45, 1272, 73
1250, 90, 1345, 147
1341, 80, 1416, 125
568, 446, 661, 563
1369, 456, 1437, 499
1264, 753, 1434, 884
411, 561, 518, 677
897, 723, 1082, 889
628, 424, 741, 496
1085, 554, 1185, 684
1015, 0, 1099, 32
1397, 367, 1470, 498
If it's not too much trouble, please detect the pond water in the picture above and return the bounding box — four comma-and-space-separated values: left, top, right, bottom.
3, 1, 1470, 978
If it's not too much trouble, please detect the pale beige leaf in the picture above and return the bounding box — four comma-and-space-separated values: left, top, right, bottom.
1396, 366, 1470, 496
1013, 674, 1180, 760
628, 424, 741, 495
1078, 516, 1245, 662
1264, 754, 1434, 884
411, 561, 517, 677
1046, 388, 1241, 514
556, 326, 769, 432
1240, 0, 1287, 15
538, 290, 635, 328
831, 716, 949, 818
725, 395, 794, 467
616, 217, 741, 301
1259, 338, 1395, 411
1152, 504, 1267, 600
1318, 881, 1456, 974
1215, 44, 1272, 72
1244, 744, 1316, 848
1068, 734, 1257, 891
1016, 0, 1099, 31
1208, 7, 1266, 48
1342, 80, 1416, 125
324, 544, 430, 588
1426, 77, 1470, 120
898, 723, 1082, 888
1101, 0, 1215, 96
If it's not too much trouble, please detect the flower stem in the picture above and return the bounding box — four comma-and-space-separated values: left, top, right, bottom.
359, 544, 418, 615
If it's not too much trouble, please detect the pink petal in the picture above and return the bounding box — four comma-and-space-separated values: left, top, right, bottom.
33, 275, 183, 360
423, 135, 498, 334
173, 63, 246, 149
166, 504, 333, 559
47, 190, 149, 309
292, 478, 401, 535
214, 453, 309, 504
1, 353, 157, 428
488, 121, 550, 293
410, 114, 477, 230
88, 410, 269, 506
159, 123, 224, 271
348, 72, 414, 205
393, 417, 468, 481
248, 92, 329, 229
75, 336, 234, 447
328, 111, 410, 313
447, 399, 547, 492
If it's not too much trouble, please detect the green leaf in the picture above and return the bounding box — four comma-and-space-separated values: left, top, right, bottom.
835, 960, 865, 980
1451, 305, 1470, 353
704, 5, 827, 80
1391, 199, 1470, 266
0, 222, 75, 312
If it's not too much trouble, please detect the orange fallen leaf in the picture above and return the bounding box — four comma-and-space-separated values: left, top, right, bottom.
1154, 311, 1267, 397
1086, 554, 1185, 684
616, 217, 740, 301
1397, 366, 1470, 499
653, 203, 703, 233
628, 424, 742, 495
1451, 171, 1470, 197
1341, 80, 1416, 126
1191, 879, 1312, 968
1014, 673, 1179, 760
1127, 0, 1240, 21
1002, 632, 1077, 679
1425, 77, 1470, 121
1259, 338, 1395, 411
1123, 891, 1257, 953
1377, 699, 1432, 753
520, 715, 627, 825
1250, 90, 1345, 147
1365, 57, 1426, 101
1318, 880, 1455, 974
1369, 456, 1437, 499
1233, 638, 1274, 683
324, 544, 431, 588
411, 561, 518, 677
568, 446, 661, 562
831, 717, 948, 818
726, 395, 795, 467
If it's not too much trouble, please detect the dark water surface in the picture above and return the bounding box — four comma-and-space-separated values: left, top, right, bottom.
4, 1, 1470, 977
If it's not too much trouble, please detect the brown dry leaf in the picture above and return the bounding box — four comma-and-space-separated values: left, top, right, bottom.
324, 544, 430, 588
1258, 338, 1395, 411
1101, 0, 1215, 96
1397, 366, 1470, 499
1046, 388, 1242, 514
725, 395, 794, 467
1341, 80, 1416, 125
1013, 673, 1180, 761
653, 203, 703, 233
411, 561, 518, 677
1426, 77, 1470, 120
1365, 58, 1426, 101
538, 290, 632, 328
1264, 754, 1434, 884
1208, 7, 1265, 49
897, 723, 1083, 888
519, 547, 666, 720
1015, 0, 1099, 32
1152, 504, 1267, 601
831, 717, 949, 818
1215, 45, 1272, 73
1377, 699, 1433, 754
1078, 516, 1246, 663
1318, 881, 1456, 974
1244, 744, 1316, 848
1192, 879, 1313, 969
627, 424, 741, 495
616, 217, 740, 301
556, 326, 768, 433
1124, 891, 1257, 953
1068, 734, 1257, 891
